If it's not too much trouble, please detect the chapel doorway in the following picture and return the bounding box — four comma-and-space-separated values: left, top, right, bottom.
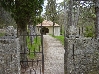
40, 27, 49, 35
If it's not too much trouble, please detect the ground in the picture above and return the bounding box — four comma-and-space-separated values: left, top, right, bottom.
44, 35, 65, 74
25, 35, 65, 74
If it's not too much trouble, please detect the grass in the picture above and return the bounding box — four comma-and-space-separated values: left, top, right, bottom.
27, 36, 41, 59
52, 35, 64, 45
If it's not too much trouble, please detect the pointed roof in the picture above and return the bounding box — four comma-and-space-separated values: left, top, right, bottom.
36, 20, 60, 27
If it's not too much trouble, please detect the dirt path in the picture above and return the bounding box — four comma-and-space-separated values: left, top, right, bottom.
44, 35, 65, 74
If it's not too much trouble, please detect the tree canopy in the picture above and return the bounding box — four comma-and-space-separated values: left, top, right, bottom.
45, 0, 57, 22
0, 0, 44, 30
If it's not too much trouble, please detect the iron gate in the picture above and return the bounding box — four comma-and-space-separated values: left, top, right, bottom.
19, 24, 44, 74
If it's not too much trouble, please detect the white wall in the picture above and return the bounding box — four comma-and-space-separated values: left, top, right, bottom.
46, 26, 53, 35
54, 27, 60, 36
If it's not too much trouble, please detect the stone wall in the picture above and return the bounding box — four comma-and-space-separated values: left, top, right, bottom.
0, 36, 20, 74
65, 38, 99, 74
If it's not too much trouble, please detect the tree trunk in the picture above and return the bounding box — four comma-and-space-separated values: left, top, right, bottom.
18, 25, 28, 68
66, 0, 73, 37
74, 1, 80, 26
53, 21, 55, 36
30, 25, 36, 44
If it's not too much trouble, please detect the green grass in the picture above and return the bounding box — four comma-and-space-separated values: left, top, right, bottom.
52, 35, 64, 45
27, 36, 41, 59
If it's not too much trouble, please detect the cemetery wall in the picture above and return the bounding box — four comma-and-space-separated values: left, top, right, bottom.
0, 36, 20, 74
65, 38, 99, 74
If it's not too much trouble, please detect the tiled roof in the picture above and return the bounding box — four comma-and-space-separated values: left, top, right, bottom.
36, 20, 60, 27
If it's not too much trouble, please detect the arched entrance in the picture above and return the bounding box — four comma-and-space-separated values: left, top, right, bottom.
40, 27, 49, 35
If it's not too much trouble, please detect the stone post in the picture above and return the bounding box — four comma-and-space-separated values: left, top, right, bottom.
0, 37, 20, 74
64, 0, 73, 74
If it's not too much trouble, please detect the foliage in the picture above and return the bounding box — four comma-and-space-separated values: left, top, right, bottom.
27, 36, 41, 59
76, 1, 95, 28
45, 0, 57, 21
34, 16, 44, 25
0, 0, 44, 29
84, 25, 95, 37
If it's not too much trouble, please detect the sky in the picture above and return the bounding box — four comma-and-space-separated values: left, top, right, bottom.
44, 0, 64, 6
56, 0, 64, 3
42, 0, 64, 14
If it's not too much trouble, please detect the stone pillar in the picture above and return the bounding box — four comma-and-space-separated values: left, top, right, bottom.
64, 1, 99, 74
64, 0, 74, 74
0, 37, 20, 74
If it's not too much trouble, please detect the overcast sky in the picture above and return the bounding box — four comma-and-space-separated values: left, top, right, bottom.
44, 0, 64, 5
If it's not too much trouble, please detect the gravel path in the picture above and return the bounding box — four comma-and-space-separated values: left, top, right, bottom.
44, 35, 65, 74
24, 35, 64, 74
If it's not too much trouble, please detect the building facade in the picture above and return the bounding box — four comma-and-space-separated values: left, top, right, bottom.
36, 20, 60, 36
